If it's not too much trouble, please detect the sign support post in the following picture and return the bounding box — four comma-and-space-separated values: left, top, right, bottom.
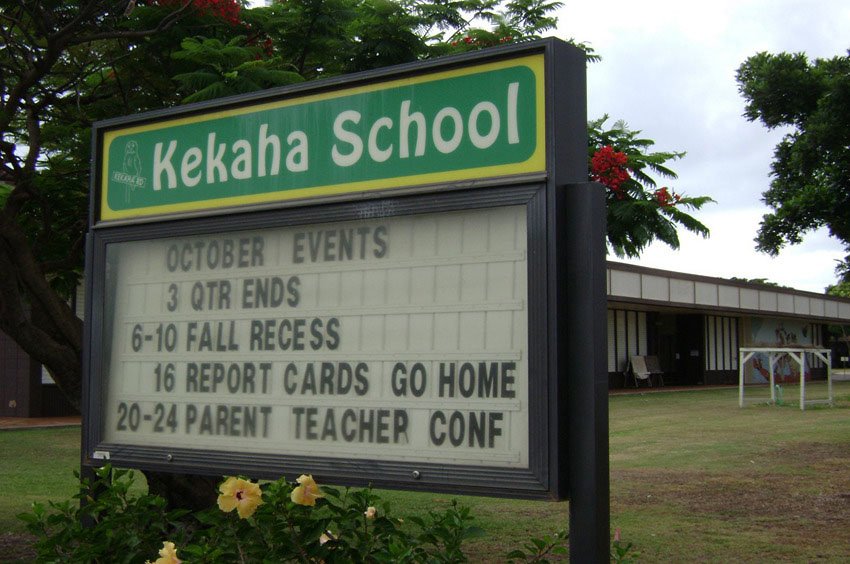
562, 182, 609, 562
544, 39, 610, 561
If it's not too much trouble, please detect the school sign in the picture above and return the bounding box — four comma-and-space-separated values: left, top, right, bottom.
85, 39, 609, 560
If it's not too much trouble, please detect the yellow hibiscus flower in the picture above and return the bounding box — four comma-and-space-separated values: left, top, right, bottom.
217, 476, 263, 518
145, 541, 181, 564
290, 474, 325, 506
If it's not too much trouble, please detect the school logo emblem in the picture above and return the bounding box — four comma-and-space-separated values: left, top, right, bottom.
111, 140, 147, 189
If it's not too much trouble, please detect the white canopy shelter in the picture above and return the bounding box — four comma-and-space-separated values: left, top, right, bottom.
739, 347, 833, 411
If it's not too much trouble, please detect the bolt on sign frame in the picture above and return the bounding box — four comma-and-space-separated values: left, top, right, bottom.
84, 38, 609, 560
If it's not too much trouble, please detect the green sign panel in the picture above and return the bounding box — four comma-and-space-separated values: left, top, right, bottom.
100, 56, 545, 221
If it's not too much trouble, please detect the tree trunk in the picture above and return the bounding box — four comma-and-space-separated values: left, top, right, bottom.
0, 219, 84, 410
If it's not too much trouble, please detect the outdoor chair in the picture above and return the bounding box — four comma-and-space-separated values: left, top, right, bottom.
628, 355, 665, 388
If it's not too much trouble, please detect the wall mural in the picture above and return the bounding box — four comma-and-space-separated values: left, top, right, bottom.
747, 319, 813, 384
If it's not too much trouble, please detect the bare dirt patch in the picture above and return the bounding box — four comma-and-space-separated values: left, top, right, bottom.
612, 440, 850, 554
0, 531, 37, 563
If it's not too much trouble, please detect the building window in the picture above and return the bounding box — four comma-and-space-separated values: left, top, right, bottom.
607, 309, 647, 373
704, 315, 738, 371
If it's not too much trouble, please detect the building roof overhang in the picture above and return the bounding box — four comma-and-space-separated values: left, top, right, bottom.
607, 261, 850, 324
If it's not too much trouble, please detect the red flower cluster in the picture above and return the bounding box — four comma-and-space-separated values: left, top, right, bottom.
157, 0, 240, 25
450, 36, 474, 46
655, 187, 682, 207
591, 145, 630, 197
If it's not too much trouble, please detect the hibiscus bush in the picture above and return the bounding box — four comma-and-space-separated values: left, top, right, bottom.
19, 465, 498, 563
22, 465, 636, 562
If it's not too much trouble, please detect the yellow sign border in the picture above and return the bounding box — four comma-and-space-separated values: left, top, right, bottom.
99, 55, 546, 222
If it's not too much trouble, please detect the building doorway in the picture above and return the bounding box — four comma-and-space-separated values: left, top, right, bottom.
675, 314, 704, 385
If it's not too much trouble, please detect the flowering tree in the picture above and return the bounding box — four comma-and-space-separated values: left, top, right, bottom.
589, 117, 713, 257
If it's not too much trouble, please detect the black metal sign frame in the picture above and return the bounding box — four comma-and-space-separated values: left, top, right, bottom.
84, 40, 608, 553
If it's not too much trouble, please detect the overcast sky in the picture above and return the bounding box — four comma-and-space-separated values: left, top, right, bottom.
554, 0, 850, 292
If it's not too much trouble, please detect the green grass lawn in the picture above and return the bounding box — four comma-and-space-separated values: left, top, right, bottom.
3, 382, 850, 561
607, 382, 850, 562
0, 427, 83, 535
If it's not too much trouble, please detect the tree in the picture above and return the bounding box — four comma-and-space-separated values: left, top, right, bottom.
1, 0, 710, 506
0, 0, 268, 506
736, 50, 850, 277
826, 260, 850, 297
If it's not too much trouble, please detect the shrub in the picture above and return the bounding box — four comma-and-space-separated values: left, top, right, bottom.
20, 465, 483, 563
21, 465, 636, 562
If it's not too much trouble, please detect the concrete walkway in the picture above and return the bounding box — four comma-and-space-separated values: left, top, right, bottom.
0, 415, 81, 430
610, 384, 738, 395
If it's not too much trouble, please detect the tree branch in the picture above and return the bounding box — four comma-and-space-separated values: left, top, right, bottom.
71, 2, 195, 44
